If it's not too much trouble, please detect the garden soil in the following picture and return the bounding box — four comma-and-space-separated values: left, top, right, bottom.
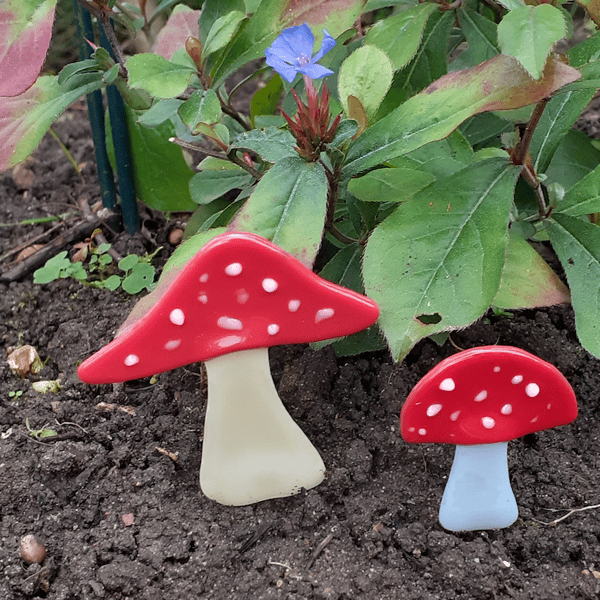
1, 105, 600, 600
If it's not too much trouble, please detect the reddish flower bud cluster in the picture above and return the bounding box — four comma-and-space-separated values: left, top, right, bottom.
282, 78, 341, 162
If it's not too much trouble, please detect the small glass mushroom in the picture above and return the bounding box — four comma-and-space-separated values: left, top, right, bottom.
400, 346, 577, 531
78, 232, 379, 506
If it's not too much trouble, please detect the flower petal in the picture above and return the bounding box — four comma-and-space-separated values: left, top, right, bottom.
267, 35, 300, 64
282, 24, 315, 57
312, 29, 336, 63
265, 51, 299, 82
300, 62, 334, 80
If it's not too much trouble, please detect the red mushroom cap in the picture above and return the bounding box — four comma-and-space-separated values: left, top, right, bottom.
400, 346, 577, 445
78, 232, 379, 384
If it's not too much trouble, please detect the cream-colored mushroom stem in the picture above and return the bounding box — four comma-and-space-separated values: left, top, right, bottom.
200, 347, 326, 506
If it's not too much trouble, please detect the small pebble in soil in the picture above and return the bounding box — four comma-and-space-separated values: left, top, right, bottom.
20, 534, 46, 564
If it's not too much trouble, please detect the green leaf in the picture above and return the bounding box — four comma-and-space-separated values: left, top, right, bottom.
349, 168, 434, 203
199, 0, 246, 43
497, 5, 568, 80
118, 254, 139, 271
454, 5, 498, 69
315, 245, 386, 355
121, 263, 156, 294
106, 105, 197, 212
546, 213, 600, 358
204, 11, 246, 59
460, 113, 512, 147
229, 156, 328, 267
0, 73, 106, 171
136, 98, 183, 127
545, 130, 600, 191
250, 75, 284, 126
403, 130, 474, 178
342, 55, 580, 177
0, 0, 57, 96
57, 59, 100, 85
189, 168, 253, 204
493, 231, 570, 310
529, 89, 596, 175
558, 163, 600, 217
363, 2, 438, 71
126, 53, 196, 99
232, 127, 297, 162
178, 89, 222, 130
329, 119, 358, 147
363, 158, 520, 361
338, 45, 394, 122
568, 29, 600, 67
397, 8, 454, 93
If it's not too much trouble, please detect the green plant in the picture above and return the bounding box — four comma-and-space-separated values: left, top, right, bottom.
33, 243, 159, 293
9, 390, 24, 400
3, 0, 600, 361
25, 417, 57, 439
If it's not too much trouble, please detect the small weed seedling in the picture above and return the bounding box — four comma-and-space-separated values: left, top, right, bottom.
34, 244, 159, 294
25, 418, 57, 440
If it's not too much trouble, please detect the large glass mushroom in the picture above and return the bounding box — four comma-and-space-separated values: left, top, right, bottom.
78, 232, 379, 505
400, 346, 577, 531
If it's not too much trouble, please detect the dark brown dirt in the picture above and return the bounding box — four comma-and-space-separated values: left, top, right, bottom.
1, 107, 600, 600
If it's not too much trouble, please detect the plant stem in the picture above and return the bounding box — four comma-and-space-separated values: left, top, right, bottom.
48, 128, 85, 182
521, 165, 548, 219
512, 98, 549, 166
227, 150, 262, 179
97, 9, 128, 79
324, 165, 359, 245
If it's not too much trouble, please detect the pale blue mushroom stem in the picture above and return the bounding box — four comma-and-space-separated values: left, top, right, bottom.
439, 442, 519, 531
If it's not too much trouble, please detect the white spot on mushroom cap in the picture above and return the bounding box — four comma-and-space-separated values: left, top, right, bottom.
426, 404, 442, 417
418, 428, 427, 436
165, 339, 181, 350
511, 375, 524, 384
170, 309, 185, 326
474, 390, 488, 402
525, 383, 540, 397
124, 354, 139, 366
315, 308, 334, 323
493, 366, 501, 373
262, 278, 278, 293
200, 273, 209, 283
199, 294, 208, 304
218, 316, 243, 330
439, 378, 455, 391
268, 324, 279, 335
530, 416, 539, 424
450, 410, 460, 421
237, 289, 249, 304
288, 299, 301, 312
482, 417, 495, 429
219, 335, 243, 348
225, 262, 242, 276
501, 404, 513, 415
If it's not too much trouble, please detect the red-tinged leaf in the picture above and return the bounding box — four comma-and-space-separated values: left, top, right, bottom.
493, 231, 570, 310
0, 0, 57, 97
153, 5, 202, 60
344, 55, 581, 176
282, 0, 366, 33
575, 0, 600, 26
0, 73, 105, 171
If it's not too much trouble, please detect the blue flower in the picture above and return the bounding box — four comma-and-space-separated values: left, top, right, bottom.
265, 24, 336, 83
